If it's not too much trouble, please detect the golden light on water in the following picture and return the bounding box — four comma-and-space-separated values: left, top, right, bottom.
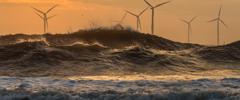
65, 69, 240, 81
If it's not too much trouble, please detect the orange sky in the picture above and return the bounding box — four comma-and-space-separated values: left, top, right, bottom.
0, 0, 239, 45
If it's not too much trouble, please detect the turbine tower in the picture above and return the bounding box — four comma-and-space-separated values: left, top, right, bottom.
125, 7, 148, 30
208, 6, 228, 46
180, 16, 197, 43
144, 0, 171, 34
32, 5, 58, 34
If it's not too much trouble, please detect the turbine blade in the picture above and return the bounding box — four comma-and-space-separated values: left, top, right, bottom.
208, 18, 218, 22
48, 15, 57, 19
218, 6, 222, 17
144, 0, 153, 7
32, 6, 45, 14
154, 1, 171, 8
120, 12, 127, 23
35, 12, 44, 19
46, 5, 58, 14
125, 10, 137, 17
190, 16, 197, 22
180, 19, 188, 24
220, 19, 228, 28
139, 7, 149, 16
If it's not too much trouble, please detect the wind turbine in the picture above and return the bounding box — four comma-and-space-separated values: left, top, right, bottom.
125, 7, 148, 30
208, 6, 228, 46
112, 12, 128, 25
32, 5, 58, 34
180, 16, 197, 43
144, 0, 171, 34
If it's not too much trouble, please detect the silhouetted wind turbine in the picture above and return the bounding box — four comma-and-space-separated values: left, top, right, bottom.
32, 5, 58, 34
112, 12, 128, 25
180, 16, 197, 43
144, 0, 171, 34
208, 6, 228, 46
125, 7, 148, 30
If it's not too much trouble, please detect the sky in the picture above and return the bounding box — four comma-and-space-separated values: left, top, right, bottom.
0, 0, 239, 45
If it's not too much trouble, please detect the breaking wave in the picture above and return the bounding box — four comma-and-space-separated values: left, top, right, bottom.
196, 41, 240, 63
0, 29, 239, 76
